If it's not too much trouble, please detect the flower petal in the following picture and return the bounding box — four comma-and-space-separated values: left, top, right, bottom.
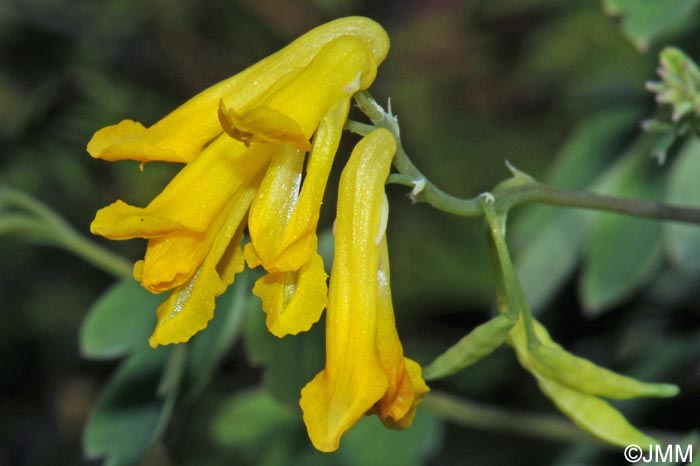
252, 252, 328, 337
245, 144, 305, 271
218, 101, 311, 151
88, 17, 389, 163
371, 238, 429, 425
246, 99, 349, 273
92, 135, 271, 239
220, 36, 374, 144
300, 129, 397, 452
148, 174, 260, 347
91, 199, 188, 240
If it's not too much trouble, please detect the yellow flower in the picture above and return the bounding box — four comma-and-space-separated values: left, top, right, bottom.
300, 129, 429, 453
89, 17, 390, 347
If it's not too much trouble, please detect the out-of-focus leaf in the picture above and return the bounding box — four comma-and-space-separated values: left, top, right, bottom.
580, 138, 665, 315
243, 296, 324, 405
337, 408, 443, 466
664, 137, 700, 272
184, 272, 251, 400
517, 210, 588, 313
210, 388, 297, 451
83, 347, 171, 466
521, 5, 649, 103
514, 109, 641, 311
79, 279, 160, 360
602, 0, 700, 51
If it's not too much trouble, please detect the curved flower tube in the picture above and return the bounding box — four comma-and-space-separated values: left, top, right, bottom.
300, 128, 429, 452
89, 17, 390, 347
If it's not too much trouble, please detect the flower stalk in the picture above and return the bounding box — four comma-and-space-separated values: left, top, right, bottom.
355, 92, 700, 225
0, 187, 132, 278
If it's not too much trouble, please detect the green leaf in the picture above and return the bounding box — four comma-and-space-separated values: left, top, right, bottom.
184, 272, 251, 400
210, 388, 297, 451
514, 109, 641, 311
516, 210, 588, 313
338, 408, 443, 466
664, 137, 700, 272
580, 139, 665, 314
602, 0, 700, 51
83, 347, 172, 466
243, 295, 325, 405
80, 279, 161, 360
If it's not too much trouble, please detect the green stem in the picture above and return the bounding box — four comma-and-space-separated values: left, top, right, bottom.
344, 120, 375, 136
59, 231, 133, 279
481, 198, 539, 349
354, 91, 700, 225
1, 188, 133, 278
354, 92, 482, 217
424, 391, 688, 448
495, 182, 700, 223
424, 390, 604, 446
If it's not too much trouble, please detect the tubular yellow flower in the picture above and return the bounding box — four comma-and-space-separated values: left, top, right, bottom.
300, 128, 429, 453
89, 17, 390, 347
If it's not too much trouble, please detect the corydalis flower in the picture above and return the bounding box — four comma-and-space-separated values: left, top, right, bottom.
89, 17, 389, 347
300, 129, 429, 452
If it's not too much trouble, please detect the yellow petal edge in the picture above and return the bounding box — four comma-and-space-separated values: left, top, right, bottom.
300, 128, 428, 452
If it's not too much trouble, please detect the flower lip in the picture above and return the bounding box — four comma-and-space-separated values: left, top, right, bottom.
217, 100, 312, 151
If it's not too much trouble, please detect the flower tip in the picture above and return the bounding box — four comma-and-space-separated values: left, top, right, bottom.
329, 16, 390, 65
656, 383, 680, 398
86, 119, 144, 159
87, 119, 182, 162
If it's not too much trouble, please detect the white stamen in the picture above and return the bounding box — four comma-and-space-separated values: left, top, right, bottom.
343, 71, 362, 94
376, 193, 389, 245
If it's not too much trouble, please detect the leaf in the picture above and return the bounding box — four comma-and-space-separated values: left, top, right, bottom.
602, 0, 700, 51
337, 408, 443, 466
516, 210, 588, 313
184, 272, 251, 400
664, 137, 700, 272
80, 279, 161, 360
210, 388, 297, 450
580, 138, 665, 315
83, 347, 172, 466
514, 109, 641, 311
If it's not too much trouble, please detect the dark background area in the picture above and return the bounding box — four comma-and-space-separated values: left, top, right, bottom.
1, 0, 698, 465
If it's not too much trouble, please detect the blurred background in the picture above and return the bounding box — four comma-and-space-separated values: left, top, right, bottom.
1, 0, 699, 465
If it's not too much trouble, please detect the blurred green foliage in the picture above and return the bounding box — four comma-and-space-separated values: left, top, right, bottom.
1, 1, 699, 465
